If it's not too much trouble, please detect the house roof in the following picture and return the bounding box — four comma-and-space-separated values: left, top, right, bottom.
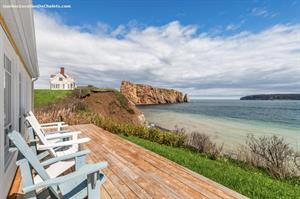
50, 73, 74, 80
0, 0, 39, 78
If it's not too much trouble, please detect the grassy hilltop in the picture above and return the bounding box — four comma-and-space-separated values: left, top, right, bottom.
34, 89, 72, 108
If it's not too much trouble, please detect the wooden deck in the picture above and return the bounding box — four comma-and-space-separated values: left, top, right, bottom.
71, 124, 247, 199
9, 124, 248, 199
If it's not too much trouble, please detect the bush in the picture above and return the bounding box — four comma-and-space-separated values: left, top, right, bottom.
187, 132, 223, 160
246, 134, 299, 178
80, 112, 187, 147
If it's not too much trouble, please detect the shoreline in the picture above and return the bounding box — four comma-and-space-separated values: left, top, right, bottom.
141, 109, 300, 153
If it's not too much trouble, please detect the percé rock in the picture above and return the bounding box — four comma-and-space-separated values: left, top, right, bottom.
120, 80, 188, 105
240, 94, 300, 100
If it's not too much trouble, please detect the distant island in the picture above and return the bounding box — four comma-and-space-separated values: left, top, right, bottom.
240, 94, 300, 100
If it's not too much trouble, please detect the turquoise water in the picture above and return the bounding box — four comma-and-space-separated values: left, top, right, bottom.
139, 100, 300, 152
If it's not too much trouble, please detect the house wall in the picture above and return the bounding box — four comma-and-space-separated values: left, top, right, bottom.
0, 1, 38, 197
0, 23, 34, 199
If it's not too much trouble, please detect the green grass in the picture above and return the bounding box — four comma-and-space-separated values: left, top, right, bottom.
121, 135, 300, 199
34, 89, 72, 108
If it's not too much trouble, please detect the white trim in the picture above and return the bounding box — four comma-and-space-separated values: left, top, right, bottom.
0, 24, 5, 198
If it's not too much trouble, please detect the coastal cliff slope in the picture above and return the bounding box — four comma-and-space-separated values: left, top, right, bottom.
120, 80, 188, 105
82, 90, 145, 124
35, 88, 145, 125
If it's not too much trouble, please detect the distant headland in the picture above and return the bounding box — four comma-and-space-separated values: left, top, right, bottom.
240, 94, 300, 100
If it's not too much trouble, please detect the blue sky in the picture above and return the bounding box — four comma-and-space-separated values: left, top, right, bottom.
33, 0, 300, 98
34, 0, 299, 34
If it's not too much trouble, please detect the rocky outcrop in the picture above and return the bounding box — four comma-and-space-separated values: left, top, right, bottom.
120, 80, 188, 105
183, 94, 189, 102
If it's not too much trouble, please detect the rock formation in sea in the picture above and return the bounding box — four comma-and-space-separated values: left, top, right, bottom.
120, 80, 188, 105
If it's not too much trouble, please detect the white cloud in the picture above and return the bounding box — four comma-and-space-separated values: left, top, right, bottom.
34, 11, 300, 98
226, 19, 246, 31
250, 7, 278, 18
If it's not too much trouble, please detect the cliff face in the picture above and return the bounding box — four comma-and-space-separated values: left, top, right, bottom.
120, 81, 188, 105
35, 87, 146, 125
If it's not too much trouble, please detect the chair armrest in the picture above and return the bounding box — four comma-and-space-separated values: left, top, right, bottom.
23, 162, 108, 193
43, 130, 70, 135
45, 131, 81, 140
37, 137, 91, 150
42, 124, 69, 130
41, 150, 90, 166
40, 122, 65, 126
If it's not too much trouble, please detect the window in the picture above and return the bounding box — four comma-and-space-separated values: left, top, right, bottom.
4, 55, 12, 127
19, 73, 22, 132
4, 54, 12, 170
59, 77, 63, 81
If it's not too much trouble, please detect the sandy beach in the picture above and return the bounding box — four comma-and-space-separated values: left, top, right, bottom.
142, 110, 300, 152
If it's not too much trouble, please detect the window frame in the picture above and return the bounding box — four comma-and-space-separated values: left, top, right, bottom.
3, 54, 13, 171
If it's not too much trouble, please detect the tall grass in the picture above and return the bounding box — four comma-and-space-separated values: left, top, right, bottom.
82, 112, 186, 147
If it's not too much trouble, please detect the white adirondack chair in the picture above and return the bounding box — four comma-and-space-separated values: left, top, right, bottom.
24, 113, 91, 157
9, 131, 107, 199
26, 127, 90, 184
25, 112, 91, 185
27, 111, 68, 132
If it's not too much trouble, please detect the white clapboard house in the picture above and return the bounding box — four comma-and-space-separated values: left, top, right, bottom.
50, 67, 75, 90
0, 0, 39, 198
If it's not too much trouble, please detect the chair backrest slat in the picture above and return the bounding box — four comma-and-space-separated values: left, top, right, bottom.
28, 111, 41, 128
8, 131, 50, 180
9, 131, 62, 198
25, 114, 56, 156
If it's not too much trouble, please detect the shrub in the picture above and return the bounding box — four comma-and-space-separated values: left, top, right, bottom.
187, 132, 223, 160
246, 134, 298, 178
127, 108, 135, 114
78, 112, 187, 147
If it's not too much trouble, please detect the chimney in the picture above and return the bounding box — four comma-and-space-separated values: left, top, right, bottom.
60, 67, 65, 76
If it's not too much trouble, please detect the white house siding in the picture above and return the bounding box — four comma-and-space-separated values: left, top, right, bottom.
50, 73, 75, 90
0, 0, 38, 197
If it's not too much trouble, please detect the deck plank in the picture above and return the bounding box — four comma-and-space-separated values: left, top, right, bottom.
70, 124, 248, 199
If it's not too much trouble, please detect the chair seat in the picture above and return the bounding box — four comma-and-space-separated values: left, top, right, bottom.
34, 161, 75, 184
59, 172, 105, 199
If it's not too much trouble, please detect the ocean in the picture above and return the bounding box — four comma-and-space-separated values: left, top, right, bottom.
139, 100, 300, 152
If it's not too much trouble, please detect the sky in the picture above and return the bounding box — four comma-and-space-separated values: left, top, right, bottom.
33, 0, 300, 99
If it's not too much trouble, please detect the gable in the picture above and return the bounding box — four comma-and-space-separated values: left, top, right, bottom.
50, 73, 74, 82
